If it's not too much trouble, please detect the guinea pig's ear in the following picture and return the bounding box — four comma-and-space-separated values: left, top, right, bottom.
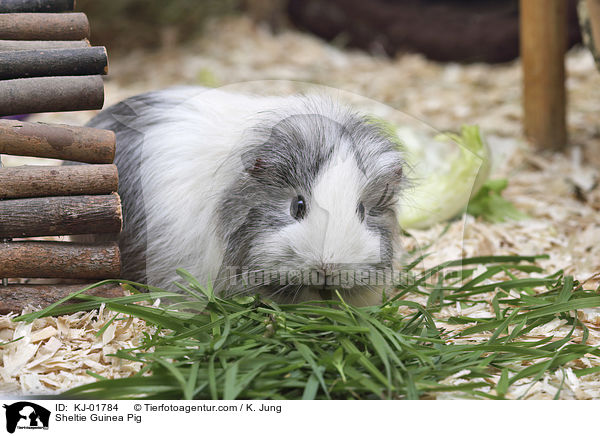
241, 151, 269, 178
248, 158, 266, 176
393, 165, 403, 182
387, 159, 404, 187
243, 157, 266, 178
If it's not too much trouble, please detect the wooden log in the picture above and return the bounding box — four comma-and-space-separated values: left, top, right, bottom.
0, 0, 75, 13
520, 0, 568, 150
0, 39, 90, 51
0, 119, 115, 163
0, 240, 120, 279
0, 283, 125, 315
0, 164, 118, 199
0, 13, 89, 41
0, 193, 122, 238
0, 47, 108, 80
0, 75, 104, 116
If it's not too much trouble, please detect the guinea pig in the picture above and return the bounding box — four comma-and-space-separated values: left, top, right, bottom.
87, 87, 406, 305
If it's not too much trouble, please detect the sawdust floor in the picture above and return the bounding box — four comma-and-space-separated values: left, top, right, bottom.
1, 16, 599, 399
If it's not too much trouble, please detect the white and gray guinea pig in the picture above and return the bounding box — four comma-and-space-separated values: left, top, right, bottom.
87, 87, 406, 305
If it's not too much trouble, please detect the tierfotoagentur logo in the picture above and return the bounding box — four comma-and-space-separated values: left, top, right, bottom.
2, 402, 50, 434
221, 265, 416, 289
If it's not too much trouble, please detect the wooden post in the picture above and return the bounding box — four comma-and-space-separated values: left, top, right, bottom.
0, 240, 121, 279
0, 119, 115, 163
520, 0, 568, 150
0, 164, 118, 199
0, 283, 125, 315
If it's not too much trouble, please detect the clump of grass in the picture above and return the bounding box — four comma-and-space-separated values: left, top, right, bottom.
15, 255, 600, 399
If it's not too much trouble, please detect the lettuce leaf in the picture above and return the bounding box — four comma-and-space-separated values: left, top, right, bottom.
395, 125, 491, 229
467, 179, 529, 223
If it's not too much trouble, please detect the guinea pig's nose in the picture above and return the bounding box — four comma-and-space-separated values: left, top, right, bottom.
319, 263, 335, 277
320, 263, 332, 273
319, 263, 345, 287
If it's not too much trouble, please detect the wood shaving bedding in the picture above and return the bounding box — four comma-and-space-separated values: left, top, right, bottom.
0, 306, 149, 395
1, 16, 599, 399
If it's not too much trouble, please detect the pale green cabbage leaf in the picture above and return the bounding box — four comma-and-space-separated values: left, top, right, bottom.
395, 125, 491, 229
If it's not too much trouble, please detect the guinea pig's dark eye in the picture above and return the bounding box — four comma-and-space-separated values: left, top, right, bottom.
357, 202, 365, 222
290, 195, 307, 220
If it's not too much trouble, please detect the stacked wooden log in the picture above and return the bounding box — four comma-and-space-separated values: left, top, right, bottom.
0, 0, 124, 314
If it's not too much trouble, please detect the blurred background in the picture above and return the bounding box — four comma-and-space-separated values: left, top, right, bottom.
79, 0, 584, 63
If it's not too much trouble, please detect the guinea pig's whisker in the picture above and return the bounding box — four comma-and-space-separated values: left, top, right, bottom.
239, 283, 270, 296
353, 276, 384, 297
269, 282, 297, 299
217, 268, 270, 288
291, 284, 305, 304
355, 276, 379, 291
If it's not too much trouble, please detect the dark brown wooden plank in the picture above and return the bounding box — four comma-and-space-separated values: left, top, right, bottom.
0, 75, 104, 116
0, 283, 126, 315
0, 240, 120, 279
0, 13, 89, 40
0, 119, 115, 163
0, 47, 108, 80
0, 39, 90, 51
0, 164, 118, 199
0, 193, 122, 238
0, 0, 75, 13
